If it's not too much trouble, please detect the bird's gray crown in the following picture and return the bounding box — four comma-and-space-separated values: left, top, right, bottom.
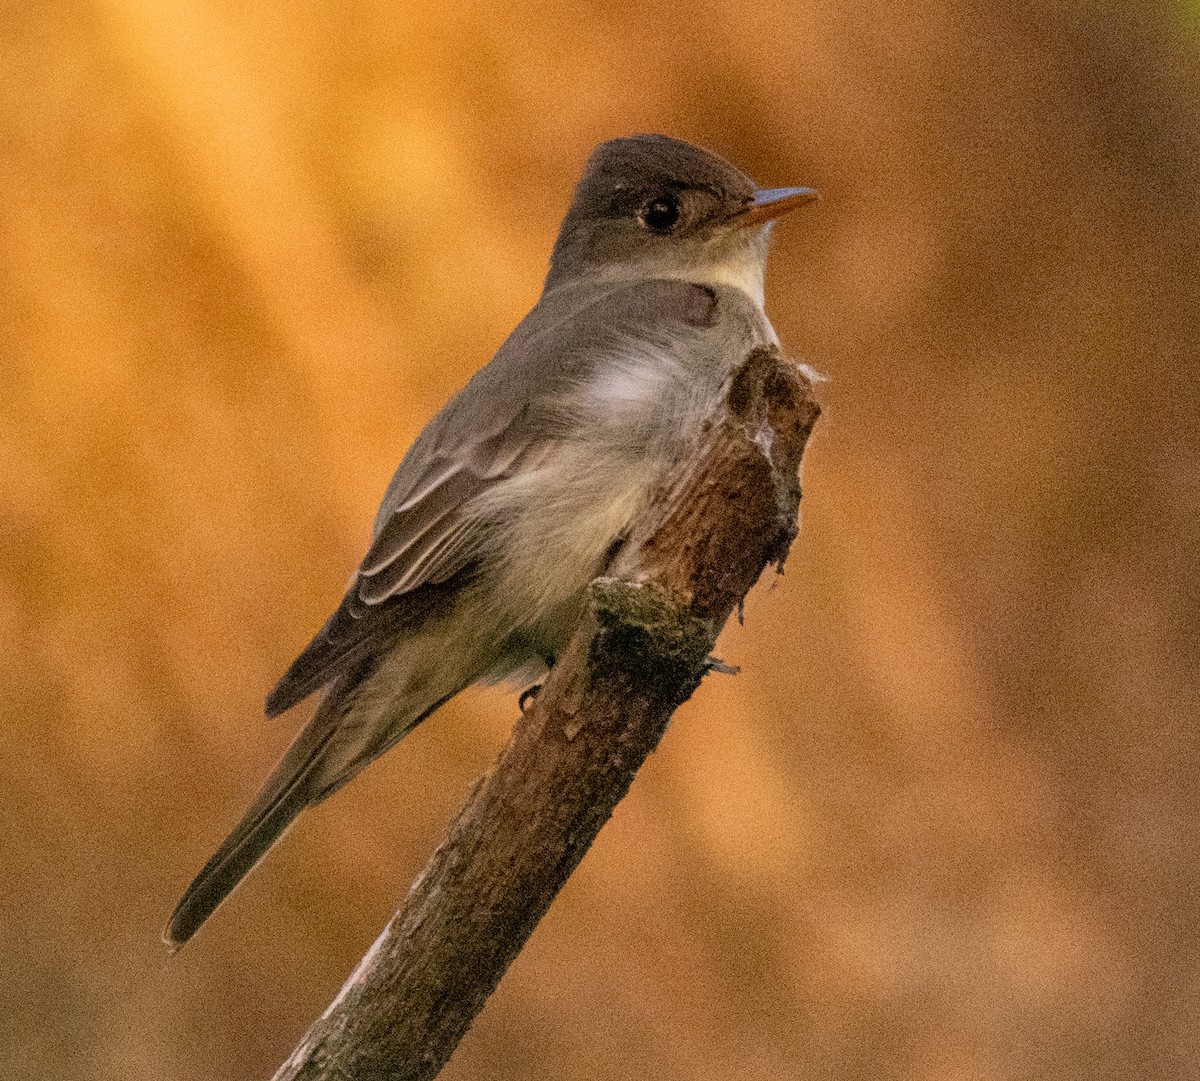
546, 134, 761, 289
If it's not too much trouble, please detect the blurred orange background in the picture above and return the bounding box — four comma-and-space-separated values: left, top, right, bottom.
3, 2, 1199, 1079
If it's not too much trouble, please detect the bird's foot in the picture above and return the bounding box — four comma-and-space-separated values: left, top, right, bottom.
519, 684, 543, 712
705, 655, 741, 676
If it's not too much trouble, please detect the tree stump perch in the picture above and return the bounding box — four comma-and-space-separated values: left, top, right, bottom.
272, 345, 821, 1081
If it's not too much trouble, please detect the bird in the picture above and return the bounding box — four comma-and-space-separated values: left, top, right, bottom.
164, 133, 817, 949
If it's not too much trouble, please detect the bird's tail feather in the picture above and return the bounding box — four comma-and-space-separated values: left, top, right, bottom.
164, 673, 366, 951
163, 666, 463, 951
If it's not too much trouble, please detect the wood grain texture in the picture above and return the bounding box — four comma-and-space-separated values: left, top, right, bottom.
271, 345, 820, 1081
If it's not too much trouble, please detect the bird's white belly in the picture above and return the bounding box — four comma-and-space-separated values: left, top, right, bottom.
470, 283, 773, 664
481, 445, 659, 649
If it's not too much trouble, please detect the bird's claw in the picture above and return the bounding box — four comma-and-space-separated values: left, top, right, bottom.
519, 684, 543, 712
705, 655, 740, 676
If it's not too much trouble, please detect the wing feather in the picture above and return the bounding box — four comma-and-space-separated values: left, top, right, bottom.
265, 278, 716, 717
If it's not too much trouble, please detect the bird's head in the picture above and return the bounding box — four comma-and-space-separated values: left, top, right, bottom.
546, 133, 816, 298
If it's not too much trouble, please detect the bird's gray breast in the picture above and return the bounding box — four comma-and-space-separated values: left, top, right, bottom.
559, 280, 777, 458
473, 280, 777, 655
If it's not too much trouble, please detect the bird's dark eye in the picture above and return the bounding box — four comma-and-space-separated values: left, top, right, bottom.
639, 193, 681, 234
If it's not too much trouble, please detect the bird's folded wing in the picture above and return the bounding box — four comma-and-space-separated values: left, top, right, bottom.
265, 277, 717, 717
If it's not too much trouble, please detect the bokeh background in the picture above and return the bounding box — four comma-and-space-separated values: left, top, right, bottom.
3, 2, 1199, 1079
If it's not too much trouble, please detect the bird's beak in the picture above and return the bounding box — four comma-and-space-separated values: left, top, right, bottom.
735, 186, 819, 228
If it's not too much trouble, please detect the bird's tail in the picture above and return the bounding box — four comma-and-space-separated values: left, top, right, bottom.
162, 682, 348, 951
163, 663, 453, 952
